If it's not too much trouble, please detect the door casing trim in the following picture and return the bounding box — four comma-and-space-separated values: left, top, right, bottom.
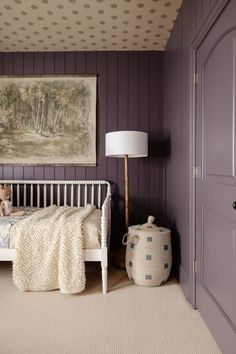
189, 0, 231, 308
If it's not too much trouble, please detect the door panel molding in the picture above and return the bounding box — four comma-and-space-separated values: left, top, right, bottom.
193, 1, 236, 351
189, 0, 231, 308
204, 175, 236, 185
202, 207, 236, 329
202, 26, 236, 68
196, 285, 236, 354
202, 31, 236, 179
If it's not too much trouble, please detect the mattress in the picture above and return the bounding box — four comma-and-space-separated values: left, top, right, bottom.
0, 207, 101, 250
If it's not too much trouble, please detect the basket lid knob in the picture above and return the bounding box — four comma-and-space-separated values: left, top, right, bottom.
147, 215, 155, 224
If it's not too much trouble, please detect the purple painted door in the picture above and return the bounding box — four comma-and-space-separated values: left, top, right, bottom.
195, 1, 236, 353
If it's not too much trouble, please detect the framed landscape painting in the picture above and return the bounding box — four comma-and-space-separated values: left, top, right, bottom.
0, 76, 96, 165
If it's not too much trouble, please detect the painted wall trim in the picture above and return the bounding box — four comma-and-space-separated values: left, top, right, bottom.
189, 0, 231, 308
191, 0, 231, 50
179, 265, 190, 300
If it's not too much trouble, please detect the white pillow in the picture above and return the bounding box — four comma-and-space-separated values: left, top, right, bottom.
83, 209, 102, 249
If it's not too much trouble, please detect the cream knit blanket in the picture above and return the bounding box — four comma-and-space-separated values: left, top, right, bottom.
11, 204, 95, 294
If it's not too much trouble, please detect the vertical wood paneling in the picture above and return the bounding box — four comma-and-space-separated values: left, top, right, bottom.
85, 52, 97, 181
196, 0, 203, 30
165, 0, 188, 284
75, 52, 86, 180
65, 166, 76, 180
191, 0, 197, 36
0, 50, 163, 248
44, 52, 54, 74
149, 53, 163, 223
55, 166, 65, 180
117, 51, 128, 227
106, 52, 118, 186
23, 52, 34, 75
86, 52, 96, 75
203, 0, 212, 17
65, 52, 76, 180
117, 52, 128, 130
96, 52, 107, 180
44, 52, 56, 180
3, 53, 13, 74
34, 166, 44, 180
3, 54, 13, 180
23, 53, 34, 179
54, 52, 65, 74
128, 53, 139, 224
106, 51, 120, 247
24, 167, 34, 180
13, 53, 24, 180
44, 166, 55, 180
3, 166, 14, 179
13, 167, 24, 180
164, 0, 219, 294
0, 54, 2, 179
13, 53, 23, 75
209, 0, 217, 8
138, 52, 149, 221
0, 53, 3, 74
34, 52, 44, 75
128, 53, 139, 130
65, 52, 75, 74
75, 52, 86, 73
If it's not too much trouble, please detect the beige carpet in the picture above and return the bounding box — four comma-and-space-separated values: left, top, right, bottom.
0, 262, 221, 354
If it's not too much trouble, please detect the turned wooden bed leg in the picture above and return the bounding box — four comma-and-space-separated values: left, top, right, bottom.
101, 247, 108, 294
102, 266, 108, 294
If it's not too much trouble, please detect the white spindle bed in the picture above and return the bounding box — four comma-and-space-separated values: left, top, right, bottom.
0, 180, 111, 294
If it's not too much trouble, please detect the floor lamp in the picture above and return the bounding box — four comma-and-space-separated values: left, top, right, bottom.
105, 131, 148, 268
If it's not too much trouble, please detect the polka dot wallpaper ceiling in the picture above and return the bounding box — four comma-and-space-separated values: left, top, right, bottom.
0, 0, 182, 52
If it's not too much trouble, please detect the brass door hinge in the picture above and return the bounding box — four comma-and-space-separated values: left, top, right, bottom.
193, 166, 201, 178
193, 73, 199, 86
193, 259, 197, 273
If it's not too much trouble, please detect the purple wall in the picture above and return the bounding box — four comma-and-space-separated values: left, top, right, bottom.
163, 0, 219, 298
0, 51, 163, 248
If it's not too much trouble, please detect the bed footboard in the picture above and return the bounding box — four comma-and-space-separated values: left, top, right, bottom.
101, 191, 111, 294
0, 179, 111, 294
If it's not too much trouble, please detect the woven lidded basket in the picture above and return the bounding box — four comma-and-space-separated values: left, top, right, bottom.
123, 216, 172, 286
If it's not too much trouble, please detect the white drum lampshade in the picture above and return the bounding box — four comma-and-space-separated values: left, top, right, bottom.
105, 131, 148, 158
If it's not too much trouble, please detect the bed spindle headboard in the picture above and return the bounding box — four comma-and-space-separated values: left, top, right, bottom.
0, 180, 111, 210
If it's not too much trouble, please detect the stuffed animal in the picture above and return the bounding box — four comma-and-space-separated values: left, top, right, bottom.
0, 184, 13, 217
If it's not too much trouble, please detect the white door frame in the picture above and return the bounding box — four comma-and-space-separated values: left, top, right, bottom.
189, 0, 230, 307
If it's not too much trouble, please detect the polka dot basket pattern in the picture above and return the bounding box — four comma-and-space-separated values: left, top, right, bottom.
123, 216, 172, 286
0, 0, 182, 52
